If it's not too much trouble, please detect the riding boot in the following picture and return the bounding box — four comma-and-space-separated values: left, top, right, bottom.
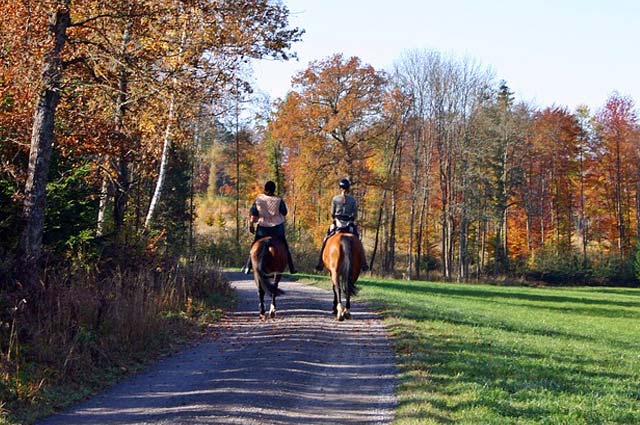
282, 239, 297, 274
350, 225, 368, 271
315, 236, 329, 272
242, 256, 252, 274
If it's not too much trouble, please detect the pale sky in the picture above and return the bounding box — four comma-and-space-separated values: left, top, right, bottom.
252, 0, 640, 112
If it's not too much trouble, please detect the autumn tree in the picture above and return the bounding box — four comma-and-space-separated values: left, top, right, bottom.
16, 0, 72, 287
1, 0, 302, 285
593, 94, 639, 259
575, 105, 595, 266
530, 107, 581, 254
392, 50, 440, 279
426, 56, 492, 280
367, 87, 412, 273
271, 54, 387, 242
144, 0, 303, 230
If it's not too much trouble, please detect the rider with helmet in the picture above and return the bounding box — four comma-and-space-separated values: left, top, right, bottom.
314, 178, 369, 272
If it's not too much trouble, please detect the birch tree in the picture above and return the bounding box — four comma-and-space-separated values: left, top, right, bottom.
143, 0, 303, 230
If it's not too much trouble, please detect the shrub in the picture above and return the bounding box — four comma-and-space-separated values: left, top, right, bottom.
633, 240, 640, 284
526, 246, 591, 285
525, 245, 638, 286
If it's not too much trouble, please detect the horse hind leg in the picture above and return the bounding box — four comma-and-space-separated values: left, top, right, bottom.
343, 287, 352, 319
258, 285, 267, 320
336, 302, 345, 321
335, 276, 345, 321
269, 274, 281, 319
344, 296, 352, 320
269, 290, 277, 319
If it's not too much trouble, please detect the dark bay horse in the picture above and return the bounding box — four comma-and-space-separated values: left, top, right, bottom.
250, 236, 286, 320
322, 232, 365, 321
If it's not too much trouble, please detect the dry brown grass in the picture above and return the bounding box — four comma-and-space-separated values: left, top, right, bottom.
0, 259, 231, 424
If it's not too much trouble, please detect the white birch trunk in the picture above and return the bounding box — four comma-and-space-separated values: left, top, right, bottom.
96, 165, 109, 236
144, 23, 187, 229
144, 97, 175, 228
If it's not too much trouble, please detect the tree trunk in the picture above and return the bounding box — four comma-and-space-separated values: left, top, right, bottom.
416, 178, 429, 280
370, 199, 384, 272
579, 152, 587, 267
114, 154, 129, 236
439, 147, 448, 280
615, 136, 625, 258
540, 177, 546, 246
369, 134, 401, 272
458, 166, 469, 282
145, 96, 175, 228
503, 206, 509, 269
407, 129, 421, 278
386, 141, 403, 274
146, 24, 188, 229
20, 2, 71, 286
416, 126, 434, 281
96, 159, 110, 236
636, 173, 640, 242
480, 217, 487, 277
234, 91, 241, 244
112, 22, 132, 236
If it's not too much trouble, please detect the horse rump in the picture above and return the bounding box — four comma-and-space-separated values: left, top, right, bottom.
252, 237, 285, 296
339, 236, 359, 297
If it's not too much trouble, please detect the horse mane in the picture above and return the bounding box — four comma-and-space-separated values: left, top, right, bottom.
339, 236, 359, 297
254, 237, 284, 296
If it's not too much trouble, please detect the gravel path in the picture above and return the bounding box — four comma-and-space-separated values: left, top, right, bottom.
38, 272, 397, 424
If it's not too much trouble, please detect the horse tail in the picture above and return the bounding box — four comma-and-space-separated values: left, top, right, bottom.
255, 238, 284, 296
339, 236, 359, 297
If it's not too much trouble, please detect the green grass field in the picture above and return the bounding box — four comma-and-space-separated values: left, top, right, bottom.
306, 275, 640, 424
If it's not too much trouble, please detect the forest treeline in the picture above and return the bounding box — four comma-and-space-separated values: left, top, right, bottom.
262, 52, 640, 285
204, 52, 640, 286
2, 3, 640, 289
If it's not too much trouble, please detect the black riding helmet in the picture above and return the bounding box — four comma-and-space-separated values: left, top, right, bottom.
339, 178, 351, 189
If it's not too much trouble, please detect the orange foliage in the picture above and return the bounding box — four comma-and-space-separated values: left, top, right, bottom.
270, 54, 387, 243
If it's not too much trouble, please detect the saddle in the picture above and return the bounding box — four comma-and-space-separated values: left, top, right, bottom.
329, 222, 358, 236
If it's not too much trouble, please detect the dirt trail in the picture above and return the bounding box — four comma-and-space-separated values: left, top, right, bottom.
38, 272, 397, 424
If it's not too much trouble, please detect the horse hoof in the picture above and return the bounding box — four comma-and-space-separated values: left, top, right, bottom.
269, 310, 276, 319
332, 308, 338, 315
259, 313, 267, 321
337, 314, 345, 321
344, 311, 352, 320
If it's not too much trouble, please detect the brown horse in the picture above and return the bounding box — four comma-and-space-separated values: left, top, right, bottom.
250, 236, 286, 320
322, 232, 366, 321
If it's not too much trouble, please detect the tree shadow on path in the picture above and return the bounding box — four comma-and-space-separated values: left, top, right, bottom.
37, 272, 397, 425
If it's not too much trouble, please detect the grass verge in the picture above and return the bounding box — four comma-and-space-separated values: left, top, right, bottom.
302, 274, 640, 424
